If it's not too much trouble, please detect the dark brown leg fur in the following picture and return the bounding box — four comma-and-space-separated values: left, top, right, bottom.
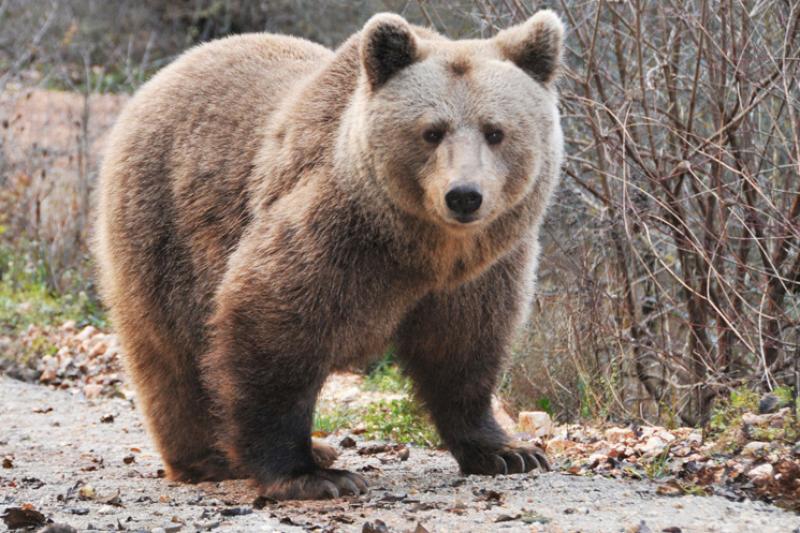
201, 299, 367, 500
117, 321, 238, 483
396, 245, 550, 476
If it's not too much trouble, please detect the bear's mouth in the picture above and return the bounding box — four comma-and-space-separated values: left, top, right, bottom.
453, 214, 479, 224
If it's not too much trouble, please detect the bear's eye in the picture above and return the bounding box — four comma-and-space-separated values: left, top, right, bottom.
422, 128, 445, 145
485, 128, 504, 145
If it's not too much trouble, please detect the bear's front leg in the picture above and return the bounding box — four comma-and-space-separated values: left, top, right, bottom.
396, 246, 550, 476
201, 278, 367, 500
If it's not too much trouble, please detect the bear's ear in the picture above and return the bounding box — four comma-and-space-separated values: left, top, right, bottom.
494, 9, 564, 85
361, 13, 419, 90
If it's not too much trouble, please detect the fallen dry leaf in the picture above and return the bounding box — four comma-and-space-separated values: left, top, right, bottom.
2, 505, 47, 529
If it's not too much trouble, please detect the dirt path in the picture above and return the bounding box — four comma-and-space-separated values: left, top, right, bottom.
1, 377, 798, 533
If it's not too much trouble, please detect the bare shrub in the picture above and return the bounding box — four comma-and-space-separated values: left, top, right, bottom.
447, 1, 800, 425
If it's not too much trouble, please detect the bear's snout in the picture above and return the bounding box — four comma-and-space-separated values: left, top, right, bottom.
445, 184, 483, 221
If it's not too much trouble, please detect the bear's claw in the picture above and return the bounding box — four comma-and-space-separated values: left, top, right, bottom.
258, 468, 368, 500
459, 443, 550, 476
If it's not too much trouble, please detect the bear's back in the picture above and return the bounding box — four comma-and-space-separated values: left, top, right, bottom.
95, 33, 333, 353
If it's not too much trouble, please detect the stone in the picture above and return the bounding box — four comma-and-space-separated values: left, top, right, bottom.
741, 441, 769, 457
758, 393, 781, 414
746, 463, 774, 484
545, 437, 576, 455
604, 427, 634, 443
83, 384, 103, 399
638, 436, 667, 456
518, 411, 553, 438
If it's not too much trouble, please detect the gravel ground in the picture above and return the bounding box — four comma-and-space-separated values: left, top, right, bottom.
1, 377, 798, 533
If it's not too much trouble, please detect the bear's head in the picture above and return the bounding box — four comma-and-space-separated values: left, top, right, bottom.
344, 10, 564, 232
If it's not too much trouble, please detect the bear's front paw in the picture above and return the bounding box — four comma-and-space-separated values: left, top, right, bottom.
258, 468, 368, 500
458, 443, 550, 476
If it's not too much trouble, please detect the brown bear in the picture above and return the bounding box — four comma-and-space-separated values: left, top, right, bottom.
94, 9, 564, 500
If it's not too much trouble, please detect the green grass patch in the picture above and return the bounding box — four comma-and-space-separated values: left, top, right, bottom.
0, 244, 106, 337
313, 397, 441, 448
363, 357, 410, 394
643, 446, 672, 480
362, 398, 441, 447
313, 405, 357, 435
709, 385, 799, 450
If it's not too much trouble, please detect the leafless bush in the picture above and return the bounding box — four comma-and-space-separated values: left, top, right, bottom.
449, 0, 800, 425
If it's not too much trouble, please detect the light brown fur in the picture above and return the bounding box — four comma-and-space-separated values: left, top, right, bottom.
95, 10, 564, 499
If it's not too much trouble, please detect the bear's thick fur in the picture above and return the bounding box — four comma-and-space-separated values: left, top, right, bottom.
95, 10, 564, 500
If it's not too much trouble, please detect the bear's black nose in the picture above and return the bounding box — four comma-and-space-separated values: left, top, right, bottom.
445, 185, 483, 218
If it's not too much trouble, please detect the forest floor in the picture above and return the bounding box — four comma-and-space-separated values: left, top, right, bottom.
1, 364, 799, 532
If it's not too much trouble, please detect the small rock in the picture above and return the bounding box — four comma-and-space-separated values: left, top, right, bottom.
397, 445, 410, 461
362, 519, 389, 533
193, 521, 220, 531
76, 325, 96, 341
219, 507, 252, 517
39, 367, 58, 383
638, 436, 667, 456
78, 484, 96, 500
608, 444, 628, 459
339, 436, 356, 448
545, 437, 576, 455
741, 441, 769, 457
89, 341, 108, 358
605, 427, 635, 443
83, 384, 103, 399
100, 413, 115, 423
518, 411, 553, 438
2, 456, 13, 468
587, 452, 607, 468
742, 412, 771, 426
656, 482, 683, 496
758, 393, 781, 414
746, 463, 774, 484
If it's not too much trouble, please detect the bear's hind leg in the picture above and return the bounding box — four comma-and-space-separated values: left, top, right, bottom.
119, 326, 239, 482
